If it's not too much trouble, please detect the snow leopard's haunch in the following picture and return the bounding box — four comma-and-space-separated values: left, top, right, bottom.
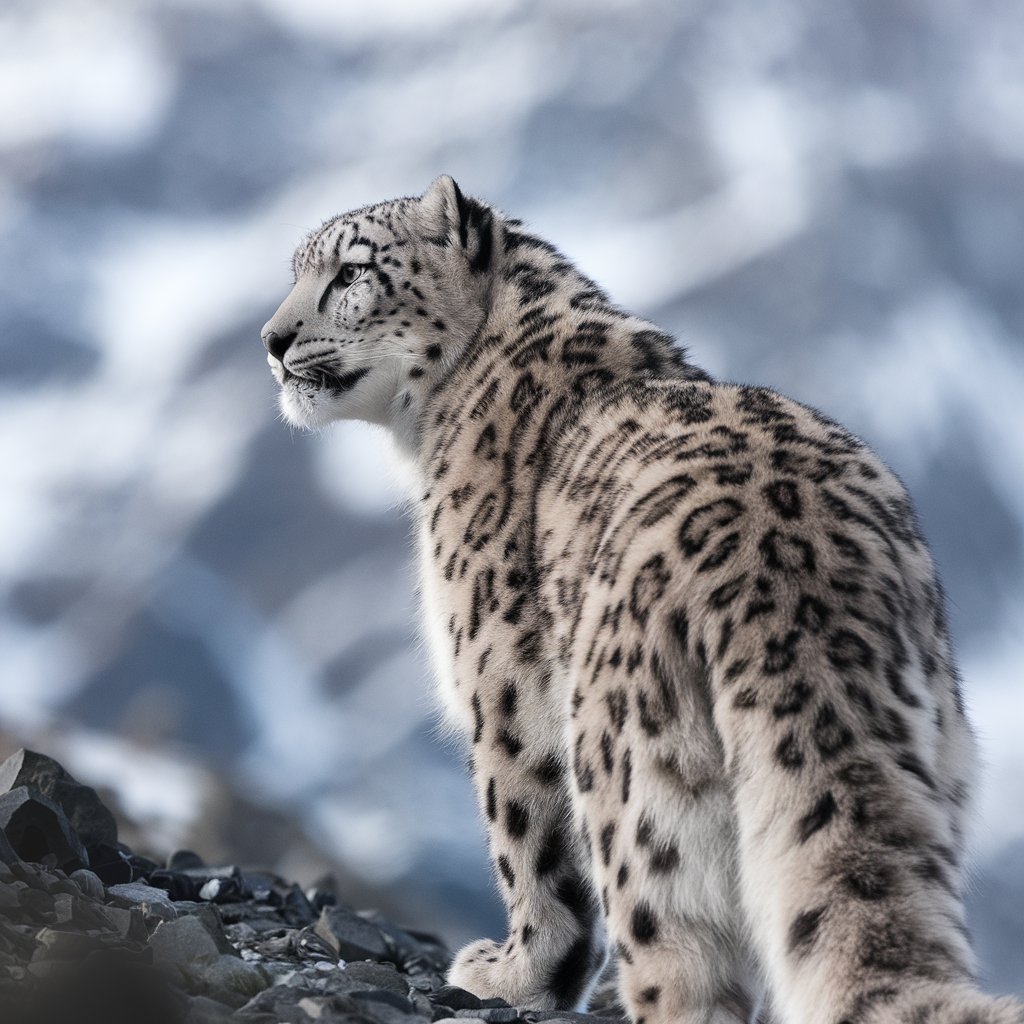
262, 176, 1023, 1024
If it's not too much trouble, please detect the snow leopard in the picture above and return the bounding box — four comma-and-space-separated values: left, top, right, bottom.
261, 176, 1023, 1024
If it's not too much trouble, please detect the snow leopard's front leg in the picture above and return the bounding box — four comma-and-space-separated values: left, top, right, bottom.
447, 671, 608, 1010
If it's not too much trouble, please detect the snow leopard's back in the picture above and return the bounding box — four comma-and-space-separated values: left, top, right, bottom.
535, 377, 984, 1024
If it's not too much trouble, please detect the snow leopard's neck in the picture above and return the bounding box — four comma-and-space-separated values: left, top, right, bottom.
400, 217, 709, 484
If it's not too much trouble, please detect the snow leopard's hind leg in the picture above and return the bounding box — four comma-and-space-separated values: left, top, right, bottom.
694, 491, 1024, 1024
570, 591, 760, 1024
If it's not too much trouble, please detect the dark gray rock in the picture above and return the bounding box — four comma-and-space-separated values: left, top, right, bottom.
151, 914, 235, 967
349, 987, 432, 1024
87, 842, 134, 883
103, 904, 151, 944
178, 953, 270, 1009
236, 980, 343, 1018
220, 909, 287, 937
293, 923, 338, 962
0, 884, 19, 913
369, 913, 451, 975
168, 848, 206, 871
241, 985, 427, 1024
455, 1010, 525, 1023
13, 884, 55, 920
0, 749, 118, 850
433, 985, 486, 1011
221, 876, 317, 927
0, 787, 88, 870
525, 1015, 623, 1024
6, 859, 50, 888
0, 825, 18, 866
108, 879, 181, 920
527, 1019, 595, 1024
315, 904, 392, 963
0, 916, 40, 960
181, 862, 244, 882
340, 959, 412, 996
305, 874, 339, 915
252, 923, 338, 964
44, 873, 84, 897
200, 874, 248, 903
279, 882, 317, 926
52, 890, 117, 930
32, 926, 105, 960
149, 862, 251, 904
69, 867, 104, 899
148, 868, 203, 901
240, 867, 281, 901
234, 986, 307, 1020
191, 902, 240, 954
185, 993, 240, 1023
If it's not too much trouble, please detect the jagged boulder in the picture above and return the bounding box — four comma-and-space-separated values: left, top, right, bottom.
0, 748, 119, 851
0, 820, 18, 864
0, 786, 89, 869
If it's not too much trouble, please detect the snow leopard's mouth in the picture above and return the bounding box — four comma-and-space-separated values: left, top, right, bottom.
283, 365, 370, 394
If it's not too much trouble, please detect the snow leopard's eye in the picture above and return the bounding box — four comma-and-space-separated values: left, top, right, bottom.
318, 264, 363, 312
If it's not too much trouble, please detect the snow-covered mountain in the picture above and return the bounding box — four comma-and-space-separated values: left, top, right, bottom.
1, 0, 1022, 993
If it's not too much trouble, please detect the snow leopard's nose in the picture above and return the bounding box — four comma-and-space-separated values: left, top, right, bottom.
262, 327, 297, 362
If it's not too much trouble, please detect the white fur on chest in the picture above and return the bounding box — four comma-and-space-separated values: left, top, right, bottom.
416, 519, 469, 732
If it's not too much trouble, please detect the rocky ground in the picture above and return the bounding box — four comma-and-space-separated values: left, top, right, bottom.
0, 748, 625, 1024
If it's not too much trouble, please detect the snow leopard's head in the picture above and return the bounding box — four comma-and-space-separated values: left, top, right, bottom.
262, 175, 495, 431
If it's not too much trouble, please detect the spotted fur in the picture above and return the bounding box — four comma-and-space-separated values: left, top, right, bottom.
262, 177, 1023, 1024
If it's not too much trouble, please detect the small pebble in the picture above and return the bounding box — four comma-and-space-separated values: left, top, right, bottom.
167, 849, 205, 871
70, 868, 104, 900
199, 878, 222, 901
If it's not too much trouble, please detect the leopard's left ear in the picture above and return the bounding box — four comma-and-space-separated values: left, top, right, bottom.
421, 175, 493, 274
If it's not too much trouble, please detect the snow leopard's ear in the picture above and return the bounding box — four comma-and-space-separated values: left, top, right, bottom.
421, 175, 493, 274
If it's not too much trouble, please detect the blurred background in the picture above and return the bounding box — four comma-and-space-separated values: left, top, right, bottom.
1, 0, 1022, 995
